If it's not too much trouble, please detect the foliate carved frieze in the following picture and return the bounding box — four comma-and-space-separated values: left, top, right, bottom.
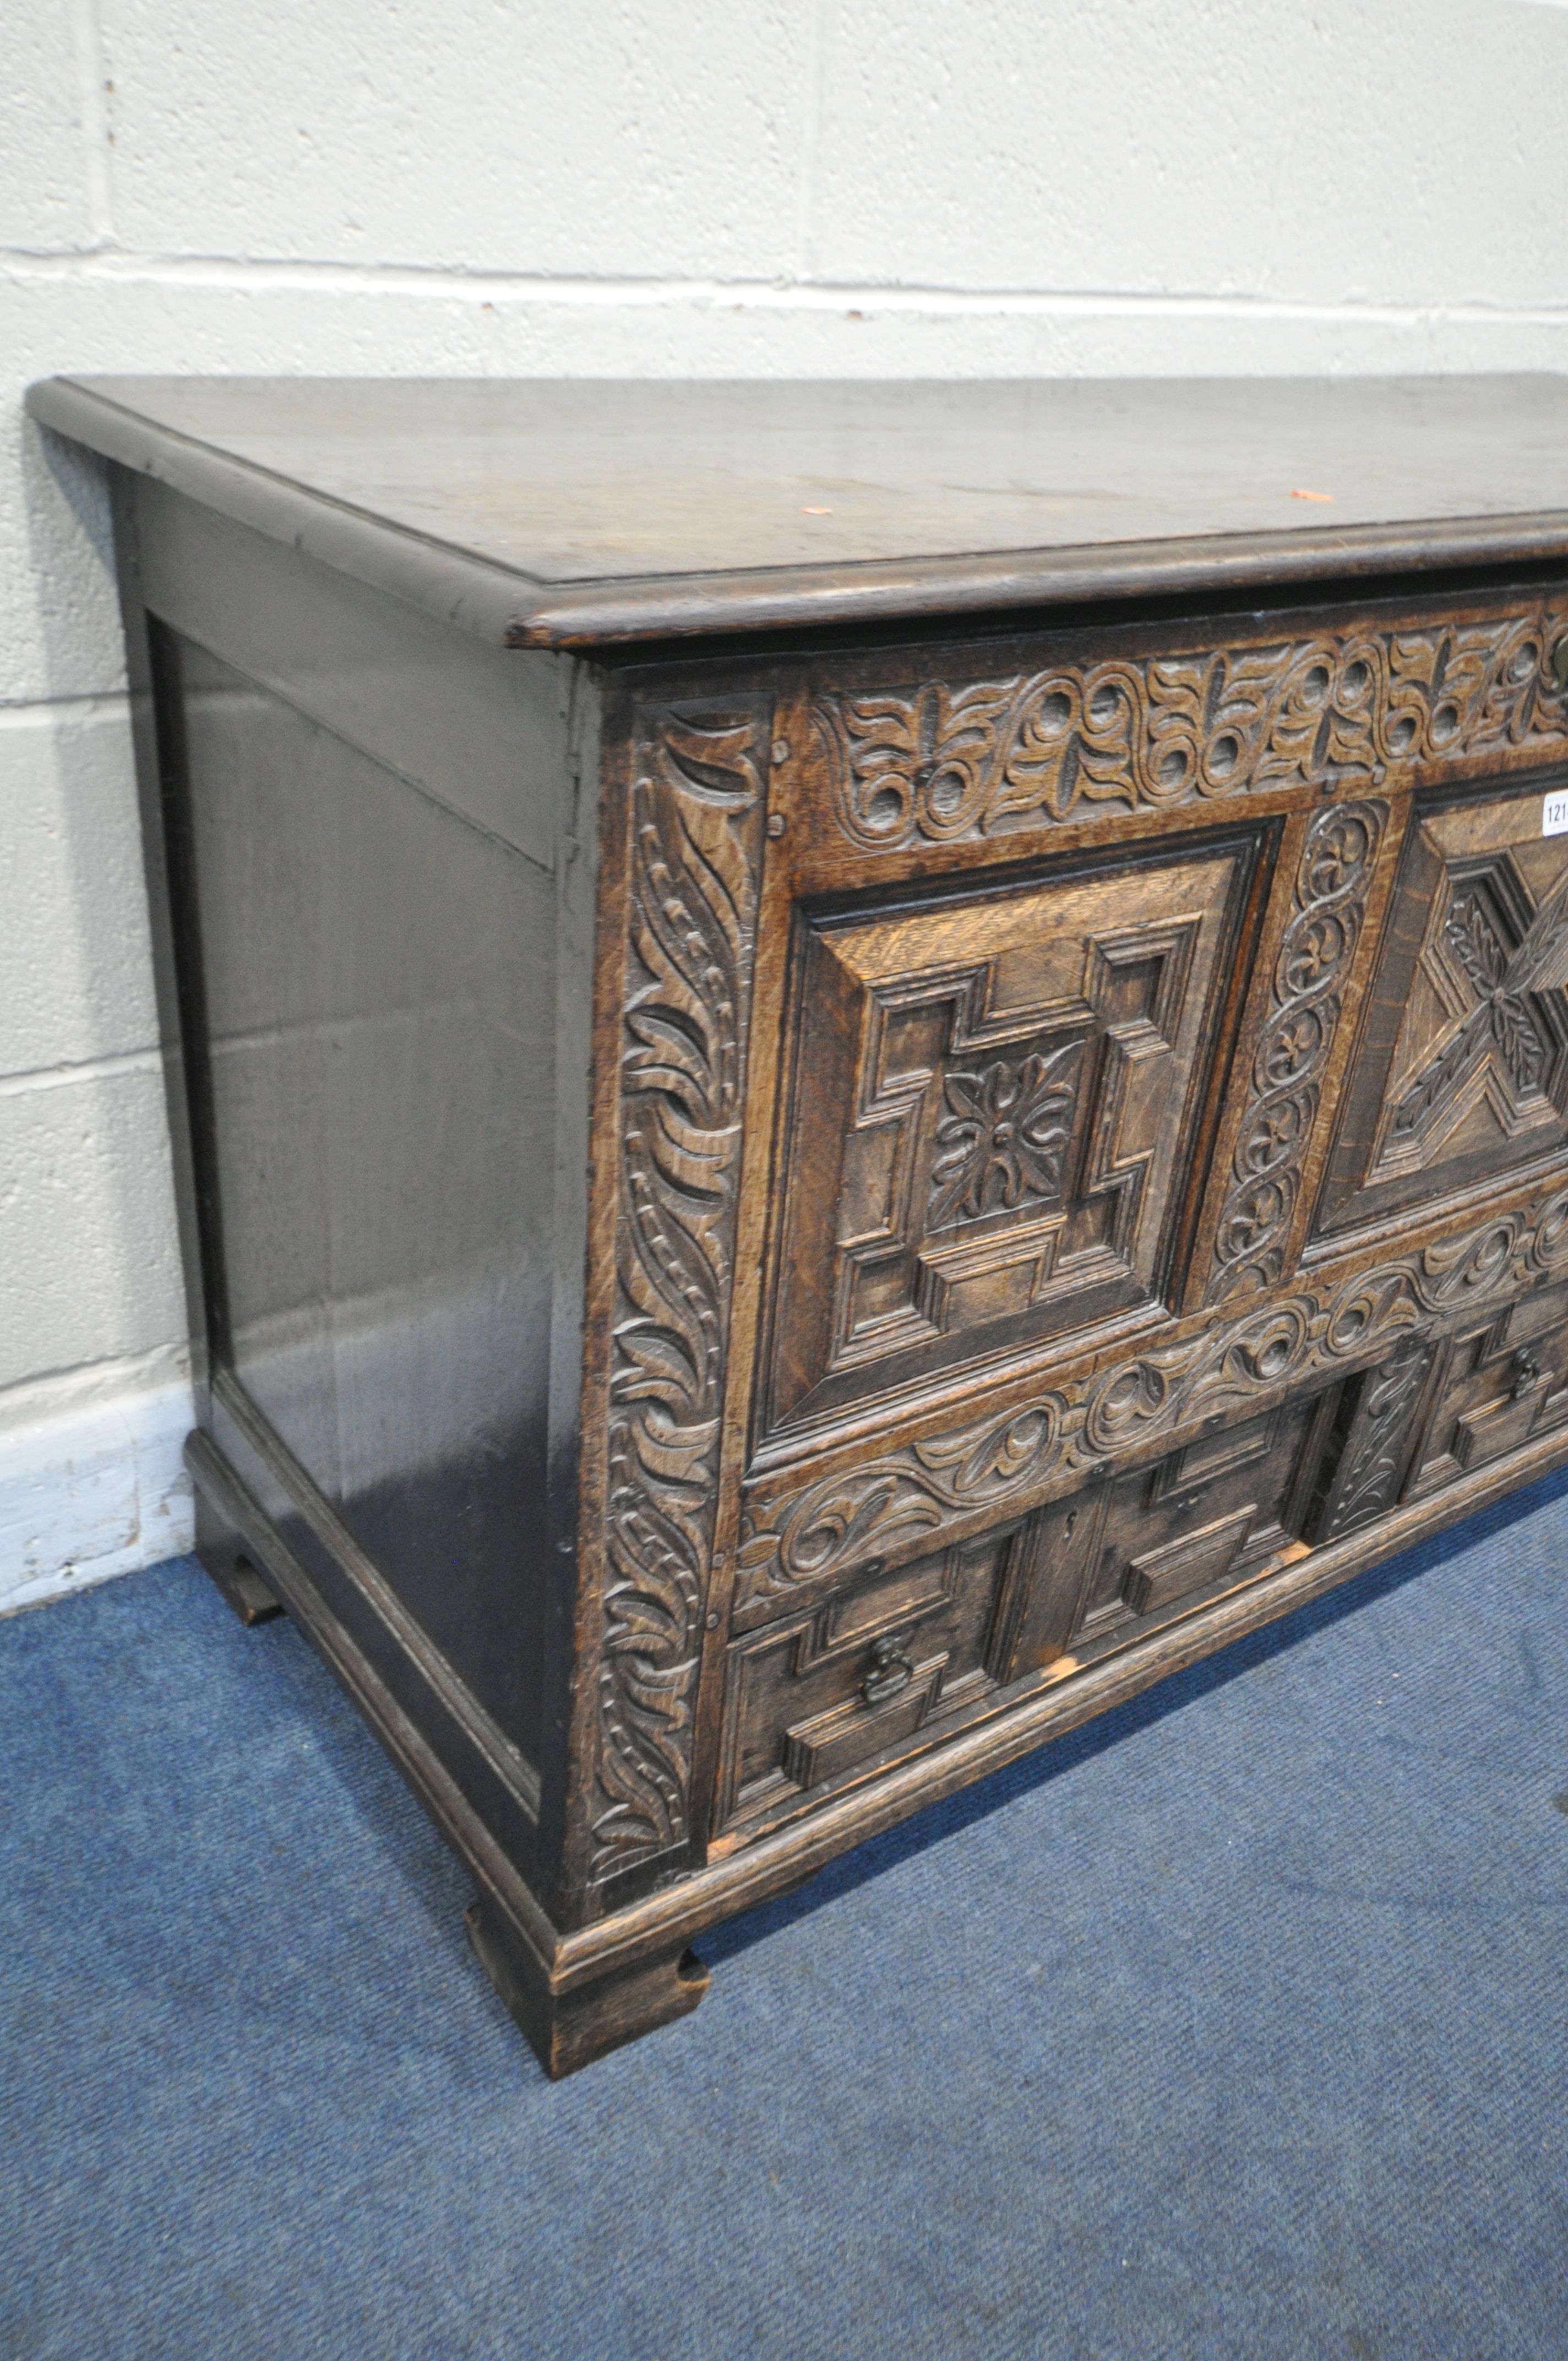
589, 704, 768, 1881
815, 609, 1568, 851
1206, 801, 1387, 1302
734, 1181, 1568, 1621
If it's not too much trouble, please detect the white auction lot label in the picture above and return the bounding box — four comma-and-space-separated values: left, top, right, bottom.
1545, 790, 1568, 837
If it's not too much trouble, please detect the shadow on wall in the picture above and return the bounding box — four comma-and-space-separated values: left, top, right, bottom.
0, 423, 191, 1593
21, 421, 122, 693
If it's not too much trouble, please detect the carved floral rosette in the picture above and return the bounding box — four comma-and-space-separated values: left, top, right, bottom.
815, 608, 1568, 851
1206, 800, 1387, 1301
589, 704, 767, 1881
734, 1181, 1568, 1623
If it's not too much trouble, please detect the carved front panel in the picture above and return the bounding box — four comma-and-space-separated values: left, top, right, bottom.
586, 701, 769, 1887
1316, 784, 1568, 1242
759, 831, 1261, 1441
632, 622, 1568, 1887
1402, 1280, 1568, 1501
736, 1179, 1568, 1626
1009, 1391, 1336, 1679
713, 1525, 1030, 1835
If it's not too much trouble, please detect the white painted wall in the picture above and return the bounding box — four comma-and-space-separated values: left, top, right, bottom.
4, 0, 1568, 1609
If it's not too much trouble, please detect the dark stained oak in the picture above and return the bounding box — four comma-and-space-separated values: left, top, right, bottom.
33, 371, 1568, 2074
28, 374, 1568, 644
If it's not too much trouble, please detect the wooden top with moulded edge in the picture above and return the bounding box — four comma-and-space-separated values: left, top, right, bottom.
26, 372, 1568, 651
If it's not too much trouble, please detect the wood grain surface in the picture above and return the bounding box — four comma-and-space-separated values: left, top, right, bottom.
30, 373, 1568, 644
70, 378, 1568, 2072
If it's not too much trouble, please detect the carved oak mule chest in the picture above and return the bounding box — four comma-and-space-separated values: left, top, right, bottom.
31, 373, 1568, 2075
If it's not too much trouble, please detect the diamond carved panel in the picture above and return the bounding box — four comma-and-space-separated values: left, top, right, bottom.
1316, 789, 1568, 1242
1374, 864, 1568, 1172
760, 833, 1260, 1441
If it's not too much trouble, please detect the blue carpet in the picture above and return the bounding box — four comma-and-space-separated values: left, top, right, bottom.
4, 1475, 1568, 2361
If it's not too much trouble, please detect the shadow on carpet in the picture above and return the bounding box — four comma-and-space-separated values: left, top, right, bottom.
3, 1466, 1567, 2361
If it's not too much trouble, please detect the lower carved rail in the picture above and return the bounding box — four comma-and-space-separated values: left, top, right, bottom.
737, 1178, 1568, 1625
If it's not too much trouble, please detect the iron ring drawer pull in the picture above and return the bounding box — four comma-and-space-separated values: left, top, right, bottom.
861, 1634, 915, 1706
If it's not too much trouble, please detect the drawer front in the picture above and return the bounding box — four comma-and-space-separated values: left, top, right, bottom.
1010, 1388, 1336, 1678
714, 1524, 1030, 1837
1309, 1277, 1568, 1543
1409, 1287, 1568, 1491
1314, 776, 1568, 1245
758, 826, 1264, 1445
714, 1389, 1340, 1841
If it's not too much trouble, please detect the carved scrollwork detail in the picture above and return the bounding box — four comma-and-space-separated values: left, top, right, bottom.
1206, 800, 1387, 1301
1318, 1334, 1439, 1540
816, 610, 1568, 851
589, 704, 768, 1881
735, 1402, 1069, 1623
736, 1182, 1568, 1617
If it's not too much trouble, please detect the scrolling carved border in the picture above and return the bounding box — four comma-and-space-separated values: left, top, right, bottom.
735, 1180, 1568, 1622
1318, 1334, 1439, 1541
1205, 799, 1387, 1302
588, 701, 769, 1883
815, 607, 1568, 851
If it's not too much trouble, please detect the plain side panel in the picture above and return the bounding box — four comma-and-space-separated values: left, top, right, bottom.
164, 630, 556, 1760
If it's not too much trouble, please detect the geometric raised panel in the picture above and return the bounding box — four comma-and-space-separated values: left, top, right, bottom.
1007, 1390, 1335, 1678
1316, 787, 1568, 1241
760, 830, 1262, 1441
1402, 1279, 1568, 1502
712, 1524, 1028, 1836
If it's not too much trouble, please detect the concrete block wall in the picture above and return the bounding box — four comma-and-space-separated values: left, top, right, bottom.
4, 0, 1568, 1610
